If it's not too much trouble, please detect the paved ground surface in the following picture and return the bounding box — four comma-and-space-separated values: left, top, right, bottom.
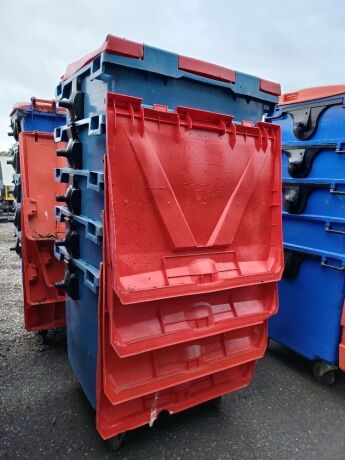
1, 221, 345, 460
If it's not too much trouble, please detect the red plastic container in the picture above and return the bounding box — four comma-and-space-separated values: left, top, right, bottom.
19, 132, 66, 331
94, 93, 283, 440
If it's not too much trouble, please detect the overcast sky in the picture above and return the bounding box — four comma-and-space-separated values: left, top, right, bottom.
1, 0, 344, 150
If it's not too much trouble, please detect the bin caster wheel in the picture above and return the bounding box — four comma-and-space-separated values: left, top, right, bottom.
37, 330, 49, 344
313, 361, 336, 386
211, 396, 223, 409
108, 432, 126, 451
204, 396, 222, 410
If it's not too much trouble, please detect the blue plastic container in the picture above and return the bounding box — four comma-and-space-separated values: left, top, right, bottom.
282, 180, 345, 218
270, 249, 345, 365
282, 143, 345, 180
10, 99, 66, 141
267, 93, 345, 144
283, 212, 345, 257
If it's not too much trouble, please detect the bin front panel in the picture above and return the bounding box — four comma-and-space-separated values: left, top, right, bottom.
106, 93, 283, 304
283, 213, 345, 257
282, 181, 345, 218
282, 144, 345, 180
270, 252, 345, 364
109, 281, 278, 357
20, 132, 66, 239
17, 131, 66, 331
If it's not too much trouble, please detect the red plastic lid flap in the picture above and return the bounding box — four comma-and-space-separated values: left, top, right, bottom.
106, 92, 282, 304
280, 85, 345, 105
179, 55, 236, 83
62, 34, 143, 81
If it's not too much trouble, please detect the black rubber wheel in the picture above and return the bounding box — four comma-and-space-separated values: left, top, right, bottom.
37, 330, 49, 344
313, 361, 336, 386
204, 396, 223, 410
211, 396, 223, 409
108, 432, 126, 451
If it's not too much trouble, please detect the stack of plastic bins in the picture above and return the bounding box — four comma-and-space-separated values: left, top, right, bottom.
9, 98, 67, 332
53, 35, 283, 445
266, 86, 345, 384
10, 98, 67, 254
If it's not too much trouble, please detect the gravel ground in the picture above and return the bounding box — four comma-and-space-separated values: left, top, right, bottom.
1, 221, 345, 460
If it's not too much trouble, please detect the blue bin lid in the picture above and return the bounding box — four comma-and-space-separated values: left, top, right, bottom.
60, 34, 281, 98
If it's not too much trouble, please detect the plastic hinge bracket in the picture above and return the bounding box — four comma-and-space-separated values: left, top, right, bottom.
321, 258, 345, 271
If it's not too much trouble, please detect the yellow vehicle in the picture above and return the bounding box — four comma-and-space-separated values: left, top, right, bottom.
2, 184, 14, 201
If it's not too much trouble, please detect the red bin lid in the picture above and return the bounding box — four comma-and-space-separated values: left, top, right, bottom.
280, 85, 345, 105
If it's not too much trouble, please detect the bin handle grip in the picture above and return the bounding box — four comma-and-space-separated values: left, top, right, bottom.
330, 186, 345, 195
321, 261, 345, 271
325, 225, 345, 235
31, 97, 56, 112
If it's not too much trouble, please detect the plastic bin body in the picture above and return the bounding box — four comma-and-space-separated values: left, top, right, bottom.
267, 86, 345, 368
266, 87, 345, 144
10, 98, 66, 141
270, 251, 345, 364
